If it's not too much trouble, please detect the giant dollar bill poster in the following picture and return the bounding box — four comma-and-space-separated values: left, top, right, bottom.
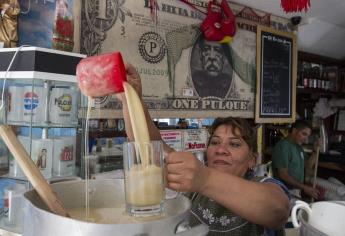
80, 0, 289, 118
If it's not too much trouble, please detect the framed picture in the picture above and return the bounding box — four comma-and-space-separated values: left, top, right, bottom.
255, 26, 297, 123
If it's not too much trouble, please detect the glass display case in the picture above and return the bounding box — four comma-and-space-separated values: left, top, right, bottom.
78, 92, 129, 179
0, 47, 85, 234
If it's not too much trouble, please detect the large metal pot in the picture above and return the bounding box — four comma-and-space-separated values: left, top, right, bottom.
298, 211, 328, 236
22, 179, 208, 236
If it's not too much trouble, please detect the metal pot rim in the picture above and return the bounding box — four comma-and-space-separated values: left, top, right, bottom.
23, 179, 192, 226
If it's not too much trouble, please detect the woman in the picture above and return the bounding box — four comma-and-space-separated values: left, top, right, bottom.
118, 64, 290, 235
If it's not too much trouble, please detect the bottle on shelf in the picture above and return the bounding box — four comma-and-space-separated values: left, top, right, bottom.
324, 69, 330, 91
297, 62, 304, 88
320, 70, 326, 91
303, 69, 309, 88
308, 68, 314, 89
177, 118, 188, 129
315, 67, 322, 89
311, 66, 318, 89
268, 128, 280, 147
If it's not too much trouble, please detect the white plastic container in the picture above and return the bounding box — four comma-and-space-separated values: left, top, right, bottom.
49, 87, 77, 124
52, 136, 76, 176
9, 137, 53, 179
31, 139, 53, 178
9, 136, 29, 178
22, 86, 48, 124
6, 86, 24, 123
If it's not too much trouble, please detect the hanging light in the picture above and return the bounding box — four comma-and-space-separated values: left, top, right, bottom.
281, 0, 311, 13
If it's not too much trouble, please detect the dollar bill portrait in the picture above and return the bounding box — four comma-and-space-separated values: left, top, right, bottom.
190, 36, 233, 99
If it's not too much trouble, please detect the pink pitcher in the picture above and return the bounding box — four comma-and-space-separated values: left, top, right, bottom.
76, 52, 127, 97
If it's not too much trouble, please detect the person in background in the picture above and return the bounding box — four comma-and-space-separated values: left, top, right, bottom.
272, 119, 320, 200
0, 0, 20, 48
117, 64, 290, 236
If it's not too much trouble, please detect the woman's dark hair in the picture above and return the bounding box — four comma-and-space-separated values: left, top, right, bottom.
208, 117, 256, 151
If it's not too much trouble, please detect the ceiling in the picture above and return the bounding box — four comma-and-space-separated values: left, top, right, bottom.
232, 0, 345, 61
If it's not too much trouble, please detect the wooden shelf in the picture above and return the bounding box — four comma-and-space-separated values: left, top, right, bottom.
88, 130, 127, 138
298, 51, 343, 66
318, 162, 345, 172
297, 88, 345, 97
78, 108, 122, 119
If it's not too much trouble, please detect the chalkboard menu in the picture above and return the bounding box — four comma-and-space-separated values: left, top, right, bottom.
255, 26, 297, 123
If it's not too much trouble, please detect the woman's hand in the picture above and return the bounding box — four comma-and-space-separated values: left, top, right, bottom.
116, 63, 142, 102
165, 152, 209, 193
125, 63, 142, 97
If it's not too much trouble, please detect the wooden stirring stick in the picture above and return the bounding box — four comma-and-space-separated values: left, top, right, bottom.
0, 125, 70, 217
311, 146, 320, 203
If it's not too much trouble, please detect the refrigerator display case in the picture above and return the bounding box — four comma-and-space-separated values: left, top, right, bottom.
0, 47, 85, 234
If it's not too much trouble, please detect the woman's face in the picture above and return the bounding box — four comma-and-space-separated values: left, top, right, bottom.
206, 124, 255, 177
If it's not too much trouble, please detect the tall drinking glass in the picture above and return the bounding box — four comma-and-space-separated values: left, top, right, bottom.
123, 141, 165, 217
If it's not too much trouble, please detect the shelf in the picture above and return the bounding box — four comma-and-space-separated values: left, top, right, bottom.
298, 51, 343, 66
0, 174, 81, 183
90, 147, 123, 157
318, 162, 345, 172
297, 88, 345, 97
78, 108, 123, 119
6, 121, 79, 128
0, 47, 85, 83
88, 130, 127, 138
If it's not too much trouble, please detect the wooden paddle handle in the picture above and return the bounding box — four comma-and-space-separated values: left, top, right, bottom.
312, 146, 320, 189
0, 125, 70, 217
311, 146, 320, 203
